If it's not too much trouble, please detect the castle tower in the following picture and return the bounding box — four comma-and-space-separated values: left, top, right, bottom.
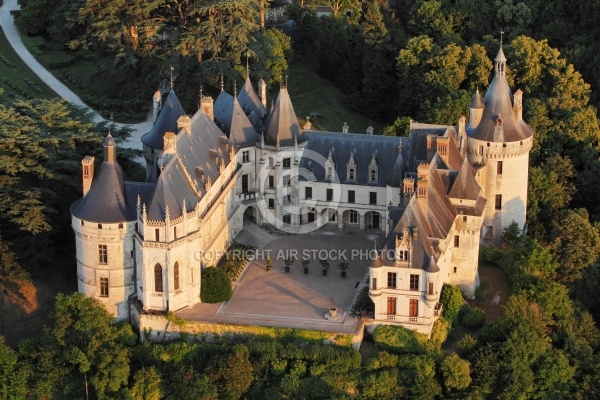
466, 44, 534, 243
70, 134, 136, 320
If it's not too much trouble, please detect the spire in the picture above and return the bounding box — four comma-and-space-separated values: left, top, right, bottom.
104, 132, 117, 163
246, 56, 250, 79
220, 74, 224, 92
470, 87, 484, 109
495, 33, 507, 78
234, 80, 237, 98
198, 85, 203, 110
170, 65, 175, 89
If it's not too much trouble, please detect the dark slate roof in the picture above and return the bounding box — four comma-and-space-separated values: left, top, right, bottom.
264, 87, 303, 146
407, 122, 450, 169
124, 182, 154, 217
448, 158, 481, 201
144, 108, 234, 220
71, 141, 133, 223
141, 90, 186, 149
220, 95, 258, 148
214, 91, 234, 132
466, 49, 534, 143
238, 77, 266, 119
300, 132, 407, 186
470, 88, 484, 108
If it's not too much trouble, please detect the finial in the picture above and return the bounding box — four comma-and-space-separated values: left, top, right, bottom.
170, 65, 174, 89
234, 80, 237, 98
198, 85, 203, 110
285, 75, 288, 88
246, 55, 250, 79
500, 29, 504, 46
220, 74, 224, 92
398, 138, 403, 153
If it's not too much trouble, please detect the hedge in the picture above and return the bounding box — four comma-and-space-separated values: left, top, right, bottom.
38, 51, 74, 69
201, 267, 232, 303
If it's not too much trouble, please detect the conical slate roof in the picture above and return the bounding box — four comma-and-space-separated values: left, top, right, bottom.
238, 77, 266, 118
466, 47, 534, 143
448, 158, 481, 201
141, 90, 186, 149
229, 97, 259, 147
264, 87, 303, 146
71, 135, 134, 223
470, 88, 484, 109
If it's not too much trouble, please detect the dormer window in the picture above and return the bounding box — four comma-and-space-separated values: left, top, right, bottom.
347, 150, 357, 182
325, 148, 336, 180
369, 151, 379, 183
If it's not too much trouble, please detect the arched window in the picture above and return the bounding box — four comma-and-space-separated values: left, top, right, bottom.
154, 264, 163, 293
174, 262, 180, 291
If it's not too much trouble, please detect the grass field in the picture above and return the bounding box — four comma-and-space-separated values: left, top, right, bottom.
287, 62, 384, 134
0, 27, 56, 100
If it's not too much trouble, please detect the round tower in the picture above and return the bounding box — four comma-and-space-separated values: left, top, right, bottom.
70, 134, 137, 320
466, 45, 534, 244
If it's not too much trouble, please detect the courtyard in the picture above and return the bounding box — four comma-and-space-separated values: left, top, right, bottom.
177, 227, 385, 333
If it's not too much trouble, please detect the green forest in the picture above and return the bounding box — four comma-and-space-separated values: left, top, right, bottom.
1, 0, 600, 398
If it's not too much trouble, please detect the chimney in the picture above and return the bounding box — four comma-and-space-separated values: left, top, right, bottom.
366, 126, 374, 135
81, 156, 95, 196
258, 78, 267, 108
163, 132, 177, 153
513, 89, 523, 121
436, 136, 449, 164
426, 134, 436, 162
201, 96, 214, 121
417, 162, 429, 180
177, 115, 191, 134
152, 90, 161, 122
342, 122, 349, 134
403, 177, 415, 197
417, 179, 428, 213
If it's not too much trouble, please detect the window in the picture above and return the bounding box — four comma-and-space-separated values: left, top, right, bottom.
497, 160, 503, 175
387, 272, 397, 288
99, 277, 109, 297
428, 282, 434, 295
409, 274, 419, 291
154, 264, 163, 293
283, 214, 291, 224
372, 277, 377, 290
242, 150, 250, 163
409, 299, 418, 317
387, 297, 396, 315
348, 190, 355, 203
241, 174, 249, 193
98, 245, 107, 264
370, 192, 377, 205
463, 216, 467, 222
283, 158, 291, 169
327, 189, 333, 201
118, 223, 123, 229
327, 166, 333, 179
155, 228, 160, 242
174, 262, 180, 291
454, 235, 459, 248
398, 250, 409, 261
268, 175, 274, 188
454, 266, 457, 273
268, 198, 275, 209
370, 169, 377, 182
348, 168, 355, 180
349, 210, 358, 224
98, 223, 102, 229
305, 187, 312, 199
495, 194, 502, 210
173, 226, 177, 239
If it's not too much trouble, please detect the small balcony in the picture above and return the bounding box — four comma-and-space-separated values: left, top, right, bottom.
238, 191, 256, 203
434, 302, 444, 317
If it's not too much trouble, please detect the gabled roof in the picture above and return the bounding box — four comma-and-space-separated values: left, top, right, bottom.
141, 90, 186, 149
238, 77, 266, 119
71, 136, 133, 223
448, 158, 481, 201
264, 87, 303, 146
299, 132, 407, 186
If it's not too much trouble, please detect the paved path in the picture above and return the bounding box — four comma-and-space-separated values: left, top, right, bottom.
0, 0, 152, 152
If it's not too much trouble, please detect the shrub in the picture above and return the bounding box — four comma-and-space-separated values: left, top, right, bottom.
440, 284, 464, 324
38, 51, 74, 69
460, 306, 485, 328
201, 267, 232, 303
427, 317, 451, 353
46, 42, 66, 51
456, 334, 477, 357
373, 325, 428, 354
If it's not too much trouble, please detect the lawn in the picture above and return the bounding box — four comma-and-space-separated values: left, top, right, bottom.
0, 27, 57, 100
286, 62, 384, 134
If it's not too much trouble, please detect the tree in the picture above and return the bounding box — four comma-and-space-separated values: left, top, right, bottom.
441, 353, 471, 392
440, 284, 463, 324
201, 267, 232, 303
206, 352, 254, 400
0, 335, 29, 399
130, 366, 162, 400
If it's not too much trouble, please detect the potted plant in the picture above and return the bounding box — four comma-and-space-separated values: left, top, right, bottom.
329, 297, 337, 317
302, 259, 310, 274
319, 258, 330, 276
266, 256, 272, 272
284, 256, 295, 273
338, 261, 349, 278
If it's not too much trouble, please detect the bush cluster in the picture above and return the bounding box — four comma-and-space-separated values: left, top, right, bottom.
200, 267, 232, 303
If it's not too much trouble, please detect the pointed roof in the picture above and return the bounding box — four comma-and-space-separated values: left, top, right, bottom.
71, 136, 134, 223
215, 93, 259, 148
470, 88, 484, 109
238, 77, 267, 119
264, 87, 303, 146
466, 46, 534, 143
448, 158, 481, 201
142, 90, 186, 149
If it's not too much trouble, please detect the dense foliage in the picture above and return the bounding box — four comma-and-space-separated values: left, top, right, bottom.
200, 267, 232, 303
